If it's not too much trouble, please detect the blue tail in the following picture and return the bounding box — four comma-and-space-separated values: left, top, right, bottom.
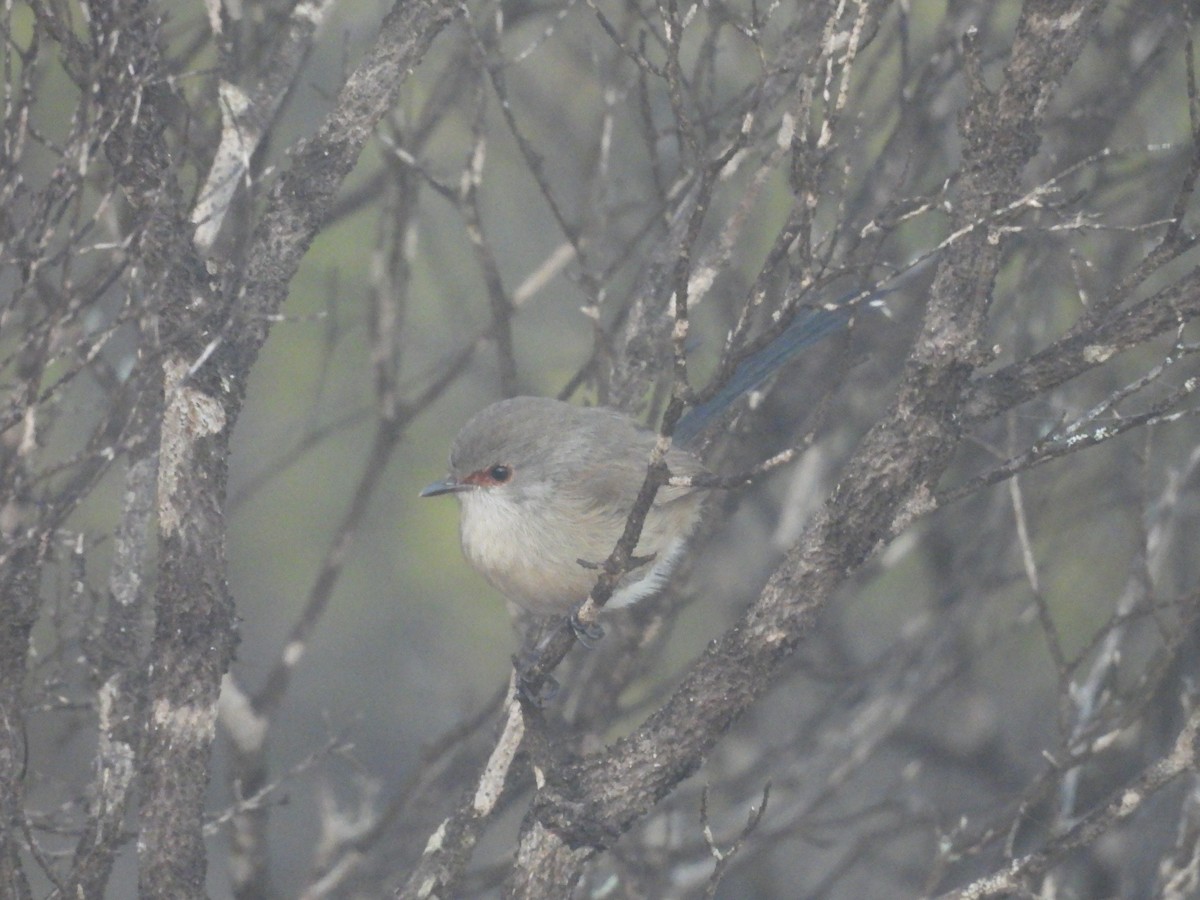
674, 301, 864, 446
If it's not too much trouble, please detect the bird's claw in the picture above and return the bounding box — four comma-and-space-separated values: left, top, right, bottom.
516, 669, 559, 707
569, 613, 605, 648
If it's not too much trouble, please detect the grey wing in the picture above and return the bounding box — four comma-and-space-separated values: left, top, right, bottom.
570, 443, 706, 521
563, 405, 708, 512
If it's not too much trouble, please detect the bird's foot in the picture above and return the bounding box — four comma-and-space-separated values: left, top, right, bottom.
569, 612, 605, 648
515, 669, 559, 707
575, 552, 657, 573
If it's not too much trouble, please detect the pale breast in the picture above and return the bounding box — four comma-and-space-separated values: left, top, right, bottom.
457, 482, 704, 617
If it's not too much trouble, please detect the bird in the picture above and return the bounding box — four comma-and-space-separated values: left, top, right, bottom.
420, 396, 706, 618
420, 302, 867, 621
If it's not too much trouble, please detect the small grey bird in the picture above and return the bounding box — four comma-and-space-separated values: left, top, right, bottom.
420, 302, 869, 618
419, 396, 707, 618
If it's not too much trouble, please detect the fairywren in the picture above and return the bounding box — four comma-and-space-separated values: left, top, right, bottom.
420, 396, 707, 617
420, 303, 862, 617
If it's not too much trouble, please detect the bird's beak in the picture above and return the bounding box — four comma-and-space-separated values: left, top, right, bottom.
419, 476, 467, 498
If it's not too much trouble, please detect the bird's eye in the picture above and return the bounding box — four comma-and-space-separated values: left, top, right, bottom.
488, 464, 512, 483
